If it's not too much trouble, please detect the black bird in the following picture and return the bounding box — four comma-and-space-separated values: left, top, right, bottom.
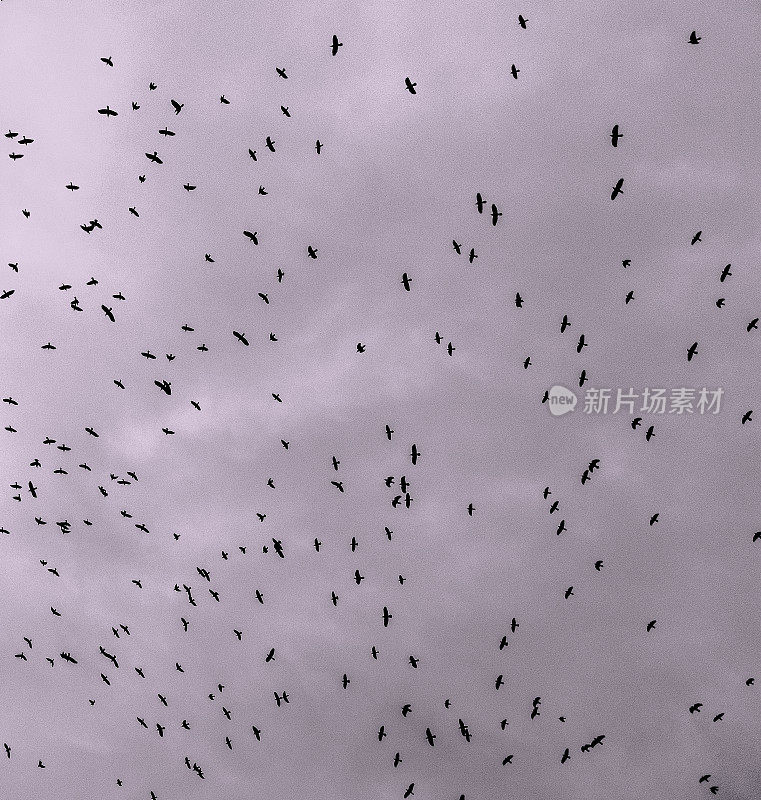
611, 178, 624, 200
331, 35, 343, 55
518, 14, 528, 28
100, 56, 113, 66
510, 64, 520, 79
689, 31, 701, 44
265, 136, 276, 152
315, 140, 322, 154
405, 77, 417, 94
687, 341, 698, 361
410, 443, 421, 464
276, 67, 288, 79
97, 106, 118, 117
610, 124, 623, 146
491, 204, 502, 225
401, 272, 412, 291
220, 95, 230, 104
244, 230, 258, 244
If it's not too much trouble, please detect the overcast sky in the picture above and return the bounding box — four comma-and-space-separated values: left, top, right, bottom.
2, 1, 761, 799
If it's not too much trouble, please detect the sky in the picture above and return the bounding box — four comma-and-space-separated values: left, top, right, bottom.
2, 1, 761, 799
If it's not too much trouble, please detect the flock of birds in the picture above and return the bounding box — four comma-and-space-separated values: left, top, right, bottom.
2, 8, 757, 800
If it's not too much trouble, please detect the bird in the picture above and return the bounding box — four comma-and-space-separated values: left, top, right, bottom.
611, 178, 624, 200
687, 341, 698, 361
610, 124, 623, 146
689, 31, 701, 44
331, 35, 343, 55
405, 77, 417, 94
510, 64, 520, 79
518, 14, 528, 28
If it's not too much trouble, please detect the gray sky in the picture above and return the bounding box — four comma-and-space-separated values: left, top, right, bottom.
2, 1, 761, 798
